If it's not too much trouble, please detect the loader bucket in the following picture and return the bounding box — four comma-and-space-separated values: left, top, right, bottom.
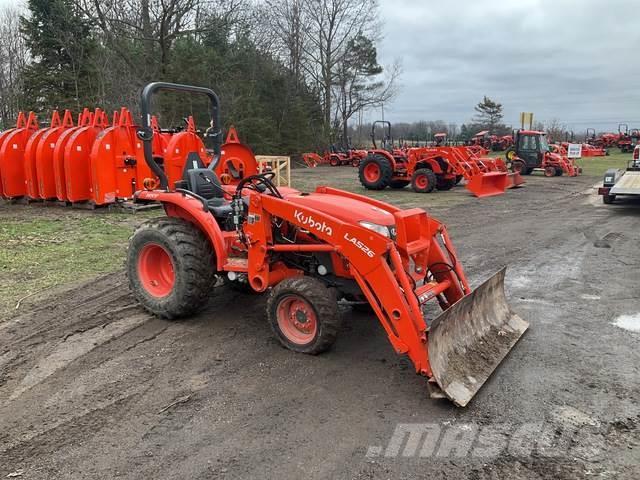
507, 172, 525, 189
465, 171, 508, 198
428, 268, 528, 407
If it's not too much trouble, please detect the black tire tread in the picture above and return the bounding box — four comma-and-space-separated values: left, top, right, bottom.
267, 276, 341, 354
127, 217, 216, 319
411, 168, 437, 193
359, 154, 393, 190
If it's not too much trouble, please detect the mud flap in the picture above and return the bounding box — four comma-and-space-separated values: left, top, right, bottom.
465, 172, 508, 198
427, 267, 528, 407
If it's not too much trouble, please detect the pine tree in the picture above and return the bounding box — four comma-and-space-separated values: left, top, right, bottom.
473, 96, 504, 133
20, 0, 97, 111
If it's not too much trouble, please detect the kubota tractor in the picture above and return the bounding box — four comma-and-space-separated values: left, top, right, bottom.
358, 121, 457, 193
505, 130, 580, 177
127, 83, 528, 407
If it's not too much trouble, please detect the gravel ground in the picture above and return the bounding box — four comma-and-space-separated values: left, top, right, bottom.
1, 169, 639, 479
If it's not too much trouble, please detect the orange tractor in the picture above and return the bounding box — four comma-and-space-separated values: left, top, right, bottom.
358, 121, 457, 193
358, 122, 519, 197
127, 82, 527, 407
302, 140, 367, 168
505, 130, 581, 177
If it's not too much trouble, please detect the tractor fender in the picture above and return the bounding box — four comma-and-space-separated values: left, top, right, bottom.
136, 190, 227, 270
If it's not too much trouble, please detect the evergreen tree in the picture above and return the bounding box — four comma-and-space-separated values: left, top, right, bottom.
20, 0, 97, 111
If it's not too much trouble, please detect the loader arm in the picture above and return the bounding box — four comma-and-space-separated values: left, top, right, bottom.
242, 188, 471, 381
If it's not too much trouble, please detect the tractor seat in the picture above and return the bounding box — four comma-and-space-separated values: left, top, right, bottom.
183, 168, 232, 218
207, 200, 232, 218
186, 168, 224, 200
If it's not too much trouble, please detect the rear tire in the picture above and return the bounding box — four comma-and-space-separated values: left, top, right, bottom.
127, 217, 216, 319
267, 276, 341, 354
329, 155, 339, 167
411, 168, 437, 193
603, 194, 616, 204
359, 154, 393, 190
554, 167, 563, 176
543, 166, 556, 177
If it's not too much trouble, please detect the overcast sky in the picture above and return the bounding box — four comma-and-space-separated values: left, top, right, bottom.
375, 0, 640, 132
2, 0, 638, 132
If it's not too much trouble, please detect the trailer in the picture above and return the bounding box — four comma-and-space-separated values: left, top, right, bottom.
598, 146, 640, 204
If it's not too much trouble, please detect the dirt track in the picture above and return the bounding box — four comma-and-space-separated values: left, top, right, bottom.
1, 170, 640, 479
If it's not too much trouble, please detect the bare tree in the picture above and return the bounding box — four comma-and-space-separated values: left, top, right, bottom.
75, 0, 244, 79
300, 0, 379, 133
545, 118, 568, 143
0, 7, 28, 127
263, 0, 305, 86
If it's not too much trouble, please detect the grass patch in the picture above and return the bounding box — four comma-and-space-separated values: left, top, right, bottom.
575, 150, 632, 177
0, 209, 153, 316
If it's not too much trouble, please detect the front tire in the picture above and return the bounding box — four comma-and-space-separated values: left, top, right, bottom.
127, 217, 216, 319
603, 194, 616, 204
411, 168, 437, 193
267, 277, 341, 354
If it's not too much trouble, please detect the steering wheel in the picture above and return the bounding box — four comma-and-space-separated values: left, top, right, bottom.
235, 172, 282, 198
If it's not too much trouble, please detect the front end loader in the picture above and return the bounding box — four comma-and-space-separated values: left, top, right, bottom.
127, 83, 528, 406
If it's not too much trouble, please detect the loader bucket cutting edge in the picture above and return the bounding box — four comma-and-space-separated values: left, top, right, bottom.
465, 172, 508, 198
428, 267, 528, 407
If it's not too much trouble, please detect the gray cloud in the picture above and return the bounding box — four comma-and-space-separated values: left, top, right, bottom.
376, 0, 640, 132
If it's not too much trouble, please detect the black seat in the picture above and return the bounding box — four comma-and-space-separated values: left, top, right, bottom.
187, 168, 223, 201
178, 153, 230, 218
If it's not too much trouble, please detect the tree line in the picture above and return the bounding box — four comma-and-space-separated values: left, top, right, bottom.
0, 0, 397, 155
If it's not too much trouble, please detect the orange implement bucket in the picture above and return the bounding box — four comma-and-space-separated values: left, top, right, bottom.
64, 109, 109, 204
24, 127, 49, 199
0, 112, 39, 199
36, 110, 74, 200
465, 171, 508, 198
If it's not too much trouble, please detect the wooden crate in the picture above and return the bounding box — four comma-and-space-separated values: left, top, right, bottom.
256, 156, 291, 187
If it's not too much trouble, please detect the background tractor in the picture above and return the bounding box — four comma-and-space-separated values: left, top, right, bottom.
127, 83, 527, 407
358, 121, 456, 193
505, 130, 580, 177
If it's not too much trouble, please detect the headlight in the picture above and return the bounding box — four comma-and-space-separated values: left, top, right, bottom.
359, 221, 392, 238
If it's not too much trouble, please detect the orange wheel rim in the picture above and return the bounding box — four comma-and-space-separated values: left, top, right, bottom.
137, 243, 175, 297
276, 295, 317, 345
363, 163, 380, 182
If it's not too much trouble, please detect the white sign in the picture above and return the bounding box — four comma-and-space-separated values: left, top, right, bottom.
567, 143, 582, 158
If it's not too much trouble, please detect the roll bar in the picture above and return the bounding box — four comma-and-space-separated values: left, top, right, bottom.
138, 82, 222, 190
371, 120, 392, 150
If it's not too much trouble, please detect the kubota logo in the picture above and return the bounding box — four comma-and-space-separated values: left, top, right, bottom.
294, 210, 333, 236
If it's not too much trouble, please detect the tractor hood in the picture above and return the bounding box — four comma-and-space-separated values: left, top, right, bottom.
285, 193, 395, 227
